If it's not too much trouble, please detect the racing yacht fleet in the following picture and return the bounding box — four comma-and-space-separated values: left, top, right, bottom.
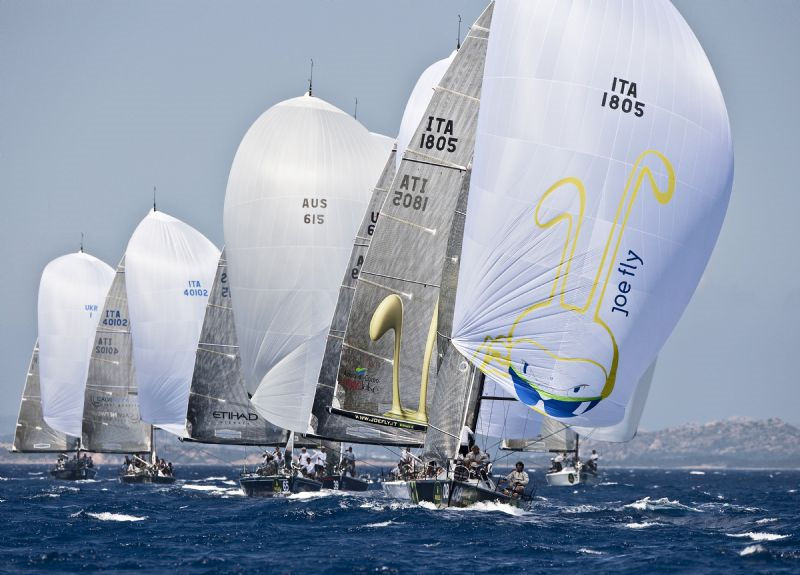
11, 0, 732, 507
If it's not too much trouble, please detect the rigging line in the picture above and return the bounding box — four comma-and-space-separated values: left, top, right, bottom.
199, 342, 238, 348
360, 269, 439, 288
403, 150, 466, 171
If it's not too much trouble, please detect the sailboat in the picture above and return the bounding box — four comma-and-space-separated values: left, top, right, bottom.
184, 248, 288, 446
223, 89, 391, 496
81, 255, 154, 480
121, 208, 220, 483
12, 341, 80, 455
329, 0, 732, 508
36, 249, 115, 480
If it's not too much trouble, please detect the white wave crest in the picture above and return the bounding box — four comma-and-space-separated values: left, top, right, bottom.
182, 484, 244, 497
86, 511, 147, 522
444, 501, 529, 516
740, 544, 767, 556
623, 496, 700, 512
598, 482, 619, 486
287, 491, 331, 501
689, 471, 706, 475
578, 548, 605, 555
197, 476, 228, 482
756, 518, 778, 525
563, 504, 604, 514
364, 520, 400, 528
625, 521, 662, 529
726, 532, 789, 542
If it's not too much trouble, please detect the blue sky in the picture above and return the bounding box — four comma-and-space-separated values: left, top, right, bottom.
1, 0, 798, 431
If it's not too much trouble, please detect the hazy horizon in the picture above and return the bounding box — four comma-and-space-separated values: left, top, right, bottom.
1, 0, 798, 433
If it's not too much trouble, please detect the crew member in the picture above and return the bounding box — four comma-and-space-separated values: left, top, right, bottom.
464, 445, 489, 471
342, 447, 356, 477
588, 449, 599, 472
459, 425, 475, 457
504, 461, 529, 499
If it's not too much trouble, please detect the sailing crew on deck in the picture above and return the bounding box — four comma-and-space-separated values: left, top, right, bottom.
296, 447, 308, 467
504, 461, 529, 499
587, 449, 599, 472
551, 452, 565, 472
311, 448, 326, 476
304, 456, 317, 478
459, 425, 475, 457
464, 445, 489, 471
261, 454, 278, 476
342, 447, 356, 477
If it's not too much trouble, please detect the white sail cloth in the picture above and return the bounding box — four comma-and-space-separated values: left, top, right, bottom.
38, 252, 114, 437
394, 51, 455, 170
126, 210, 220, 437
224, 94, 390, 432
452, 0, 733, 427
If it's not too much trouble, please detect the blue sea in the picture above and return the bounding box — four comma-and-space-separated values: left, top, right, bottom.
1, 465, 798, 574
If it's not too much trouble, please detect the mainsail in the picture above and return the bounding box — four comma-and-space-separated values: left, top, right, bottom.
450, 0, 734, 427
186, 249, 287, 445
13, 341, 78, 452
329, 4, 494, 446
223, 94, 390, 432
81, 257, 151, 453
38, 251, 115, 437
310, 52, 457, 444
126, 209, 220, 437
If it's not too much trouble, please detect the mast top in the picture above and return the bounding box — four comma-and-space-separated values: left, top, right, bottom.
79, 232, 84, 253
308, 59, 314, 96
353, 97, 358, 120
153, 186, 157, 212
457, 14, 462, 50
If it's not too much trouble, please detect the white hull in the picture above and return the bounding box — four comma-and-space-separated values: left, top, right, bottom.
545, 467, 599, 487
382, 480, 411, 500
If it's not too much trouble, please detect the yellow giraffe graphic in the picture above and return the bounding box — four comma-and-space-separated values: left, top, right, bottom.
473, 150, 675, 415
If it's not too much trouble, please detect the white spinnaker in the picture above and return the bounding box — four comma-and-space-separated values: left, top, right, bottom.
452, 0, 733, 427
395, 51, 455, 170
38, 252, 114, 437
126, 210, 220, 437
574, 359, 657, 442
224, 94, 389, 432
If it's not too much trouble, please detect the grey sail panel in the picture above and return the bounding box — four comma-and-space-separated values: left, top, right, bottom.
423, 167, 480, 462
330, 4, 494, 446
82, 257, 151, 453
13, 341, 77, 452
541, 416, 577, 452
186, 249, 287, 445
309, 150, 398, 443
422, 343, 481, 463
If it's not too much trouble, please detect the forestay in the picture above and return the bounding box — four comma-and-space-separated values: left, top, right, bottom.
224, 94, 389, 432
82, 257, 151, 453
452, 0, 733, 427
186, 249, 287, 445
126, 210, 220, 437
13, 342, 77, 452
331, 4, 494, 445
38, 251, 115, 437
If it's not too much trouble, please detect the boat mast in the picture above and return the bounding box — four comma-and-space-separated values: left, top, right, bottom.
150, 425, 156, 465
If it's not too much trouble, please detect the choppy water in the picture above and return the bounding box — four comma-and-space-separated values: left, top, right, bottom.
1, 465, 798, 574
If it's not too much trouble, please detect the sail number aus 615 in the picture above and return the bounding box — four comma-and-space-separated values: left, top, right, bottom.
419, 116, 458, 152
392, 174, 429, 211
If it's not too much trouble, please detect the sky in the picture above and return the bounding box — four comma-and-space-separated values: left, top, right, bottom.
0, 0, 798, 433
